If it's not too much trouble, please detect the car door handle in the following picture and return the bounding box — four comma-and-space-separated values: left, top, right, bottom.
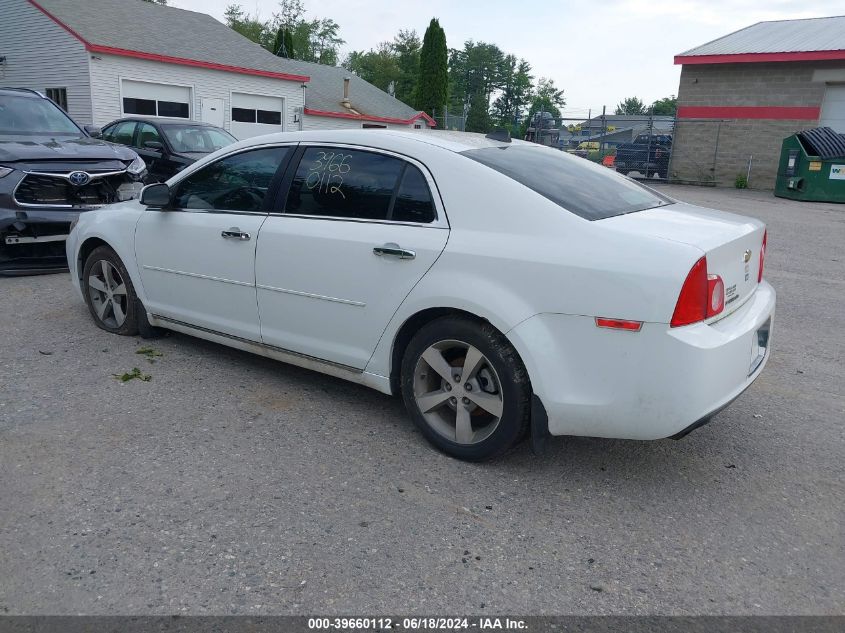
373, 243, 415, 260
221, 228, 251, 241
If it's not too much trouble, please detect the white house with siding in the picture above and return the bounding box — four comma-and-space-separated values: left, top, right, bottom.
0, 0, 435, 138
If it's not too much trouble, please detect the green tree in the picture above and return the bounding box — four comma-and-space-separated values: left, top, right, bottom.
225, 3, 344, 64
521, 77, 565, 138
272, 26, 294, 57
343, 43, 400, 94
465, 88, 491, 133
393, 30, 421, 105
650, 95, 677, 116
415, 18, 449, 116
491, 56, 533, 133
224, 4, 273, 50
615, 96, 646, 115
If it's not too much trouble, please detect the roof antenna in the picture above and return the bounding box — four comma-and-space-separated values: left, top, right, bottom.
485, 129, 511, 143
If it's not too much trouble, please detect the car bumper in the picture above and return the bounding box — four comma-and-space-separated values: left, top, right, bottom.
0, 206, 85, 275
507, 281, 776, 440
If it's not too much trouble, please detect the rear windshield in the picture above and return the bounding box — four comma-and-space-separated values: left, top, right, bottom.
462, 144, 672, 220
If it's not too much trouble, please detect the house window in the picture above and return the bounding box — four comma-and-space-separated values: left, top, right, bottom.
233, 108, 282, 125
414, 124, 422, 129
123, 97, 189, 118
46, 88, 68, 112
362, 123, 387, 129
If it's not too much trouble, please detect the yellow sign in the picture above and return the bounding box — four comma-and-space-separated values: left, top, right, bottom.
809, 161, 822, 171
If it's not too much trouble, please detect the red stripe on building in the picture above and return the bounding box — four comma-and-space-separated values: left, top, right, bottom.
27, 0, 310, 83
304, 108, 437, 127
675, 50, 845, 65
677, 106, 821, 120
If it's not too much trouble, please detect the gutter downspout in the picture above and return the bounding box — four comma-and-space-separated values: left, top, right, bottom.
300, 83, 306, 131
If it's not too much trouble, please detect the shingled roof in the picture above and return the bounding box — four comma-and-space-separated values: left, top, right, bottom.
676, 15, 845, 64
29, 0, 433, 125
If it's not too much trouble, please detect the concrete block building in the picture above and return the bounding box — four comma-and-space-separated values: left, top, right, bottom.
671, 16, 845, 189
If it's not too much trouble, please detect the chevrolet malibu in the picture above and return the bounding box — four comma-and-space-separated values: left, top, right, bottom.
66, 130, 775, 461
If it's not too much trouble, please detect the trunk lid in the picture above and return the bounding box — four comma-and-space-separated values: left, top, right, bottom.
600, 202, 766, 320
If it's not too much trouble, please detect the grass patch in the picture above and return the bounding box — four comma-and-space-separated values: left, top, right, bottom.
136, 347, 163, 363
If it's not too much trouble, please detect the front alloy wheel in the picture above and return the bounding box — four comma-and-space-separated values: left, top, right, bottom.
82, 245, 140, 336
87, 259, 129, 329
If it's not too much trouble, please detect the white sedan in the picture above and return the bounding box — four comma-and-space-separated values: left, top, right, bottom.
67, 130, 775, 461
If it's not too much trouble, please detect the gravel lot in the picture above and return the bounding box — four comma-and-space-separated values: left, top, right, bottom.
0, 185, 843, 616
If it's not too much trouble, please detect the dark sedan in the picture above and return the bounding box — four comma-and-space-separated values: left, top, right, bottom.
101, 118, 237, 182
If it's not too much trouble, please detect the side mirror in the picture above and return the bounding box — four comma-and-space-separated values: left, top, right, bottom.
84, 125, 102, 138
140, 183, 171, 208
144, 141, 164, 152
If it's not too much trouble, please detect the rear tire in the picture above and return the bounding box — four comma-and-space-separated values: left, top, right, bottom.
82, 246, 140, 336
400, 316, 531, 461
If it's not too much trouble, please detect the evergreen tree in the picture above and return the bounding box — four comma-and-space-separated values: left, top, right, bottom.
414, 18, 448, 116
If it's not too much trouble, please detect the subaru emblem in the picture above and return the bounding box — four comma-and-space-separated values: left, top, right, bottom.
68, 171, 90, 186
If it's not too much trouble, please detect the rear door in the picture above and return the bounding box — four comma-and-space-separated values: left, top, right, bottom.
255, 145, 449, 369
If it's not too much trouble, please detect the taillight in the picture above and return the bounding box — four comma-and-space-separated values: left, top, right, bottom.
670, 257, 724, 327
758, 230, 767, 283
707, 274, 724, 318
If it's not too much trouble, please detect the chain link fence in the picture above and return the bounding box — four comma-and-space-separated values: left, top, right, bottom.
523, 110, 795, 188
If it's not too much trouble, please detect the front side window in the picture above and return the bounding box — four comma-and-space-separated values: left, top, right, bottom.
285, 147, 405, 220
462, 144, 671, 221
136, 123, 161, 149
102, 121, 136, 145
172, 147, 289, 213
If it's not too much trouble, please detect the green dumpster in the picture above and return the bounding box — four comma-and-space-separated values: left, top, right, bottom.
774, 127, 845, 202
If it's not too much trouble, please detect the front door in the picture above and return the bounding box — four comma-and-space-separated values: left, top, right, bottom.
201, 98, 225, 128
255, 146, 449, 369
134, 145, 292, 340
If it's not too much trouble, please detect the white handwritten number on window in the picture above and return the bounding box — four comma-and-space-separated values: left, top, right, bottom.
306, 151, 351, 199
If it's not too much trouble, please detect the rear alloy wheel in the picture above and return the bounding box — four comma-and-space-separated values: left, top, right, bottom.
401, 317, 531, 461
83, 246, 140, 336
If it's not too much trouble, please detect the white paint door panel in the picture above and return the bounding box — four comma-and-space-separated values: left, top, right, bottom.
255, 218, 448, 369
820, 84, 845, 132
135, 210, 266, 340
201, 97, 225, 128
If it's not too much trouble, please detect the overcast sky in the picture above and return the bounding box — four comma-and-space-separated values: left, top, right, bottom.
170, 0, 840, 117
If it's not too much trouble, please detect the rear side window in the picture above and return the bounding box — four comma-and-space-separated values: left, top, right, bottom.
462, 144, 671, 220
393, 165, 435, 223
286, 147, 404, 221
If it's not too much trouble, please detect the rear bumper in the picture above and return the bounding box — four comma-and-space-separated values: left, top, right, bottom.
0, 207, 83, 274
508, 281, 776, 440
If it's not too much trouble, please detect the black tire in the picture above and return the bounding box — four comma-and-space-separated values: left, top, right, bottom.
400, 316, 531, 461
82, 245, 140, 336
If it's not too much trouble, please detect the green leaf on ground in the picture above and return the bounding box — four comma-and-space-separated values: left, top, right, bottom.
135, 347, 163, 363
113, 367, 152, 383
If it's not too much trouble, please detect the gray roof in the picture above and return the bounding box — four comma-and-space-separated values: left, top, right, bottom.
679, 15, 845, 56
270, 58, 426, 121
33, 0, 425, 121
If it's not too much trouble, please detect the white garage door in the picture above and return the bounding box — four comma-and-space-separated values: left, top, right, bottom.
820, 84, 845, 133
122, 80, 191, 119
230, 92, 285, 139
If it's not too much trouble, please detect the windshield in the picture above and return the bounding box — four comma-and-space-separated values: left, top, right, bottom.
161, 124, 236, 154
0, 93, 82, 136
462, 144, 672, 220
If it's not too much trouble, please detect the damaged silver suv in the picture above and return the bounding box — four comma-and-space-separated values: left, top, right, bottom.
0, 88, 146, 274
